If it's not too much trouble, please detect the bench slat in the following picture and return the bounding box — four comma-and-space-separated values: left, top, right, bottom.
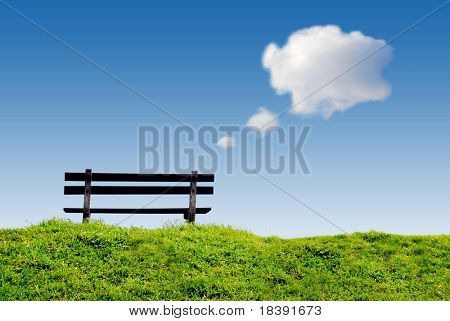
65, 172, 214, 182
64, 186, 213, 195
64, 207, 211, 214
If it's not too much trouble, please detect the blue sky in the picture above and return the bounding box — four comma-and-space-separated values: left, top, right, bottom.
0, 0, 449, 237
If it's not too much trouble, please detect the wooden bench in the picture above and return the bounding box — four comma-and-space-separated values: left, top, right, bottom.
64, 169, 214, 223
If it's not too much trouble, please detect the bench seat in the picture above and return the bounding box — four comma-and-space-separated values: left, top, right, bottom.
63, 207, 211, 214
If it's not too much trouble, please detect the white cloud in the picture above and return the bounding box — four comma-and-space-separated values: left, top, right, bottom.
217, 135, 235, 149
246, 107, 279, 133
263, 25, 393, 118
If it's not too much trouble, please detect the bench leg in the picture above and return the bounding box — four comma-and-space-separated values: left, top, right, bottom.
187, 170, 198, 223
83, 169, 92, 223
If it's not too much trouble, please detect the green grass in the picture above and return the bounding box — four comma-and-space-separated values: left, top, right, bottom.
0, 219, 448, 300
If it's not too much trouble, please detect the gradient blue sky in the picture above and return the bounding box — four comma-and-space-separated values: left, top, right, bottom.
1, 0, 449, 237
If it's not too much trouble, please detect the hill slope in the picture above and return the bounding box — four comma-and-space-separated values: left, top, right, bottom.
0, 220, 448, 300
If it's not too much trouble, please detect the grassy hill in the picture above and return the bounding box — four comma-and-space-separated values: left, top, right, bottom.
0, 219, 448, 300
